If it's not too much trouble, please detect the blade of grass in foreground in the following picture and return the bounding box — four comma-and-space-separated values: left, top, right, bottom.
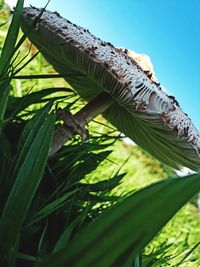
0, 0, 24, 138
0, 107, 55, 263
28, 189, 79, 226
10, 102, 53, 178
7, 87, 74, 118
35, 174, 200, 267
0, 0, 24, 75
0, 81, 11, 135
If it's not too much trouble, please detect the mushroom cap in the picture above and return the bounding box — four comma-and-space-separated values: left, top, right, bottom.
117, 48, 158, 83
22, 7, 200, 170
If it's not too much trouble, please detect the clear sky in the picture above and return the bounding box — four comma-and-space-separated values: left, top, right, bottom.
23, 0, 200, 130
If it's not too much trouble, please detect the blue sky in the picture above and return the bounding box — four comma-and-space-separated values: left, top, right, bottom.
24, 0, 200, 130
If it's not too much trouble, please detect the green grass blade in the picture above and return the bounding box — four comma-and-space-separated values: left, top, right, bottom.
37, 222, 49, 259
35, 174, 200, 267
10, 102, 53, 178
53, 216, 82, 253
0, 111, 55, 263
7, 87, 73, 117
17, 252, 36, 262
0, 82, 10, 120
0, 132, 11, 185
176, 241, 200, 266
0, 81, 11, 134
132, 255, 142, 267
13, 74, 66, 79
0, 0, 24, 74
29, 190, 79, 226
82, 173, 125, 192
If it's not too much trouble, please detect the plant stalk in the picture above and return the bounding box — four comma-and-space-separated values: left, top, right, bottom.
49, 92, 113, 156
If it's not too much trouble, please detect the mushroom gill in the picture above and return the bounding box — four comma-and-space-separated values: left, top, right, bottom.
21, 6, 200, 170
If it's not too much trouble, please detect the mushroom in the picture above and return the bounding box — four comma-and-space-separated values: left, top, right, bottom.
21, 7, 200, 170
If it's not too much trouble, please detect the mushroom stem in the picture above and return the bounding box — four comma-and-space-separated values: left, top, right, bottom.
49, 92, 113, 156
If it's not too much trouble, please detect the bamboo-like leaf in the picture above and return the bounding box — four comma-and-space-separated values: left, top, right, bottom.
68, 151, 112, 181
28, 190, 79, 226
0, 82, 10, 120
17, 252, 36, 262
132, 255, 142, 267
53, 216, 82, 253
13, 74, 65, 79
0, 132, 12, 211
0, 110, 55, 262
37, 222, 49, 259
10, 102, 53, 178
0, 81, 11, 134
35, 174, 200, 267
81, 173, 125, 192
7, 87, 73, 117
0, 0, 24, 75
0, 0, 24, 137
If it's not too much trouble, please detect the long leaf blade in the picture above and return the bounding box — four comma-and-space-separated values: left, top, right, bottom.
11, 102, 53, 178
0, 0, 24, 74
35, 174, 200, 267
0, 81, 11, 134
0, 110, 55, 262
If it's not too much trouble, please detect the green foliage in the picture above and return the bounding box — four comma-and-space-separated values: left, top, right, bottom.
35, 174, 200, 267
0, 0, 24, 74
0, 0, 3, 8
0, 103, 55, 263
0, 2, 199, 267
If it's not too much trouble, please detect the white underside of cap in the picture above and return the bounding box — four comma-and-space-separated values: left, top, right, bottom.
22, 7, 200, 168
